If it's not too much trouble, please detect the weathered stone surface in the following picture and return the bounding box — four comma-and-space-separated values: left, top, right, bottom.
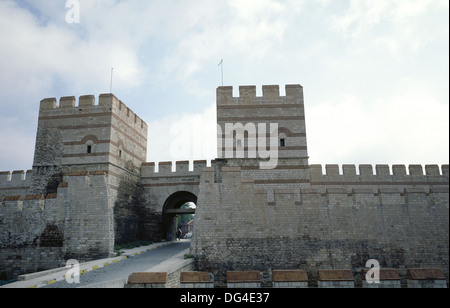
227, 271, 261, 283
406, 269, 448, 288
127, 272, 168, 284
407, 268, 446, 280
180, 272, 214, 288
362, 268, 400, 280
273, 270, 308, 282
180, 272, 211, 283
318, 270, 354, 281
0, 85, 448, 286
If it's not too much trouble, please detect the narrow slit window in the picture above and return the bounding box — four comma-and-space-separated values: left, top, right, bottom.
87, 145, 92, 154
280, 139, 286, 147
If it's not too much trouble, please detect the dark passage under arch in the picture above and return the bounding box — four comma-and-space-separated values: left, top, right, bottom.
162, 191, 197, 241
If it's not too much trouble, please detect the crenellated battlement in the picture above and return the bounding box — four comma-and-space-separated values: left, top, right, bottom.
310, 164, 449, 185
0, 170, 32, 199
38, 94, 148, 132
0, 170, 32, 186
198, 163, 449, 208
141, 160, 213, 178
0, 171, 109, 214
217, 84, 304, 106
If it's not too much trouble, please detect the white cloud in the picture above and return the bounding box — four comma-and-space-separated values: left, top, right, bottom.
0, 0, 145, 96
0, 116, 36, 171
158, 0, 297, 84
148, 104, 217, 164
330, 0, 448, 54
307, 89, 449, 166
0, 0, 447, 172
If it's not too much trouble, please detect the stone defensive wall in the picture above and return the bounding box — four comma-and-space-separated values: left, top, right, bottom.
1, 84, 448, 288
138, 160, 212, 240
141, 160, 212, 178
140, 160, 211, 199
0, 171, 114, 278
308, 164, 449, 206
216, 158, 311, 203
310, 164, 449, 189
191, 161, 449, 285
0, 170, 33, 198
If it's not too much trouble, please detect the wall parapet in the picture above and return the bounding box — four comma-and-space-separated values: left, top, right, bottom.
248, 186, 450, 207
0, 194, 56, 214
141, 160, 212, 178
217, 84, 304, 106
310, 164, 449, 186
38, 94, 148, 133
0, 170, 109, 214
0, 170, 32, 187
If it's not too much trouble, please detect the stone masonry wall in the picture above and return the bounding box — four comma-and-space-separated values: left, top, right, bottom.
191, 162, 449, 286
62, 172, 115, 261
0, 172, 115, 278
0, 170, 32, 199
0, 194, 65, 277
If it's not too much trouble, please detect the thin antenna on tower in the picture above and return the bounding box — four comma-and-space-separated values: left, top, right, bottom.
110, 67, 114, 93
218, 59, 224, 86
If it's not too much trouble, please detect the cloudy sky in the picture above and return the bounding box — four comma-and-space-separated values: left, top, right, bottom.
0, 0, 448, 173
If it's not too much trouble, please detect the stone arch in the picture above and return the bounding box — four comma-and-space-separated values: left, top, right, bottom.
278, 127, 292, 147
162, 191, 197, 241
80, 134, 99, 144
277, 127, 294, 137
81, 135, 99, 154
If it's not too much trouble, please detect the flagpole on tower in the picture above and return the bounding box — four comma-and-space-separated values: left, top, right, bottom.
218, 59, 224, 87
110, 67, 114, 93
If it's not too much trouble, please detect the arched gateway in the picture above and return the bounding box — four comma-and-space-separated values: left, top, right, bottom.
162, 191, 197, 241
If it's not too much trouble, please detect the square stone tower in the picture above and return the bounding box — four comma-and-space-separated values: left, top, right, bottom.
191, 85, 313, 282
217, 84, 308, 161
214, 84, 310, 190
31, 94, 148, 197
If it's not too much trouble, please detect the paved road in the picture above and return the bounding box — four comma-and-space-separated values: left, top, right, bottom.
43, 241, 191, 288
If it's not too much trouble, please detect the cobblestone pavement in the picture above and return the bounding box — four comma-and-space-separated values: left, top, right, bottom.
43, 241, 191, 288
